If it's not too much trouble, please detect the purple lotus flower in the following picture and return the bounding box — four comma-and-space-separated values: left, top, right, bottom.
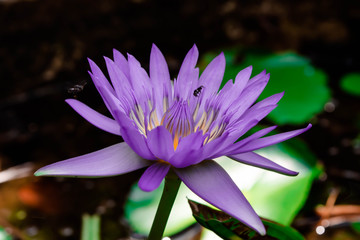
35, 44, 311, 235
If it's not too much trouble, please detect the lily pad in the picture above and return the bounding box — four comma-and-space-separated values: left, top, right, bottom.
189, 199, 305, 240
201, 50, 330, 125
340, 73, 360, 96
124, 136, 321, 237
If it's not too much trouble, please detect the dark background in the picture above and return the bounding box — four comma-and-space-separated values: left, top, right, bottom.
1, 0, 360, 239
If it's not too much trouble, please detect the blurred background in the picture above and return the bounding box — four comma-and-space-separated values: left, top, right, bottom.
0, 0, 360, 239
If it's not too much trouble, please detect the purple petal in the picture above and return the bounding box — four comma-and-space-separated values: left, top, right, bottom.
88, 58, 115, 95
234, 124, 312, 154
251, 92, 284, 110
198, 52, 225, 99
65, 99, 121, 136
225, 104, 279, 144
169, 131, 204, 168
234, 105, 278, 135
127, 54, 152, 109
104, 57, 132, 99
97, 86, 125, 122
229, 152, 298, 176
233, 65, 252, 94
113, 49, 130, 79
114, 111, 157, 160
146, 126, 175, 161
150, 44, 172, 115
150, 44, 171, 85
138, 162, 170, 192
229, 78, 270, 121
201, 132, 230, 160
178, 44, 199, 82
176, 45, 199, 99
127, 53, 151, 89
225, 125, 278, 155
174, 160, 265, 235
216, 66, 252, 112
247, 70, 267, 85
35, 143, 150, 177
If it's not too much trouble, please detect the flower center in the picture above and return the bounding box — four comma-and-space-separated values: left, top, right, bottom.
127, 94, 229, 148
161, 101, 194, 150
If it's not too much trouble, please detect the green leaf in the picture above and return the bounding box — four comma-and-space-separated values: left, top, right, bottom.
340, 73, 360, 96
200, 49, 331, 125
81, 214, 101, 240
189, 200, 305, 240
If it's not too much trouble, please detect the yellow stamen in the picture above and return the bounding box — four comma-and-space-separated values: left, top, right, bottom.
173, 133, 179, 150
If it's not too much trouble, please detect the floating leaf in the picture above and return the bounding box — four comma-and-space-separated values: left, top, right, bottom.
189, 199, 305, 240
200, 49, 330, 125
124, 135, 320, 236
81, 214, 101, 240
340, 73, 360, 96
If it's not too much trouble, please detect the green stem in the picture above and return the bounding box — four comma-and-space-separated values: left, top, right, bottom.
148, 171, 181, 240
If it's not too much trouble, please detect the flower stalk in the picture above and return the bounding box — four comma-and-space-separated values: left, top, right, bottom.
148, 171, 181, 240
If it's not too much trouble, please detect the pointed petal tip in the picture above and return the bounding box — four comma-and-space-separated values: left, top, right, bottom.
258, 225, 266, 236
126, 53, 139, 64
190, 44, 199, 54
113, 48, 128, 61
151, 43, 159, 49
217, 51, 226, 62
175, 160, 266, 236
112, 48, 120, 54
103, 56, 111, 62
34, 170, 43, 177
87, 58, 97, 67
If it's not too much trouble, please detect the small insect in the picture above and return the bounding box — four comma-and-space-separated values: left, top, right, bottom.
67, 80, 88, 96
193, 85, 204, 97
